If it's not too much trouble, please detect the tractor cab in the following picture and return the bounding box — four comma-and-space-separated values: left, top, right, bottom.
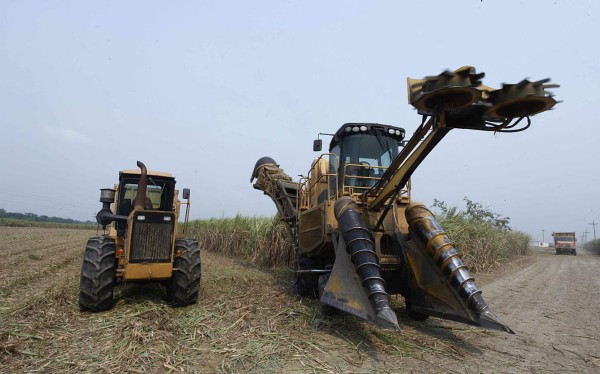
116, 170, 176, 213
326, 123, 405, 197
114, 170, 177, 235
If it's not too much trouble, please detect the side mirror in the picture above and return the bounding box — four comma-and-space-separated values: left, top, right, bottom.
182, 188, 190, 200
313, 139, 322, 152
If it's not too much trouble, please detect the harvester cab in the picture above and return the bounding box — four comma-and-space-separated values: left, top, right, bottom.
252, 66, 559, 332
322, 123, 406, 197
79, 161, 201, 312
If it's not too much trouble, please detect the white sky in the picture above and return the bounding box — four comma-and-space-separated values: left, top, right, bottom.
1, 1, 598, 241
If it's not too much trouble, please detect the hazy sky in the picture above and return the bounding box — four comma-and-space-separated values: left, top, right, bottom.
1, 1, 598, 241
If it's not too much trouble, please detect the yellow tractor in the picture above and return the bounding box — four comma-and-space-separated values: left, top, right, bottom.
252, 66, 558, 332
79, 161, 201, 312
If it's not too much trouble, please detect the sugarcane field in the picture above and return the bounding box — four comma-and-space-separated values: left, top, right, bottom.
1, 224, 599, 372
2, 1, 600, 373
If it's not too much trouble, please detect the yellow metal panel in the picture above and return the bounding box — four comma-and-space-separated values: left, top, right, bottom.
394, 204, 409, 235
309, 158, 329, 204
298, 205, 325, 253
124, 263, 173, 280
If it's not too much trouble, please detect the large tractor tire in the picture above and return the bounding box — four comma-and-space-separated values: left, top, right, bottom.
167, 238, 202, 307
293, 256, 319, 298
404, 294, 430, 321
318, 273, 338, 316
79, 236, 117, 312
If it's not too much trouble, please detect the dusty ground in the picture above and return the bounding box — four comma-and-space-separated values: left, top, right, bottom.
402, 247, 600, 373
455, 247, 600, 373
1, 227, 599, 373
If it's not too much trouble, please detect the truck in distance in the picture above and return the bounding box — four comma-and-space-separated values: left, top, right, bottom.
552, 232, 576, 255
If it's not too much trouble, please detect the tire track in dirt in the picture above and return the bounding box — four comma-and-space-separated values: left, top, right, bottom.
0, 254, 81, 307
0, 228, 95, 257
4, 228, 600, 373
448, 248, 600, 373
0, 228, 93, 302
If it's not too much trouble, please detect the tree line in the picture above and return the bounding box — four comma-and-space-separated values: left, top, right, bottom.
0, 208, 93, 224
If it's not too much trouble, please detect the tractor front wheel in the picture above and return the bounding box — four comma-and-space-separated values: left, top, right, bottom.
167, 238, 202, 307
293, 256, 319, 298
405, 298, 430, 321
318, 273, 339, 316
79, 236, 117, 312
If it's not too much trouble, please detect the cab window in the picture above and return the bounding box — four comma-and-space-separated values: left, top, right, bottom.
123, 184, 163, 209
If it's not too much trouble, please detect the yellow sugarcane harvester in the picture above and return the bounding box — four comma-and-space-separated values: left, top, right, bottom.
251, 66, 558, 332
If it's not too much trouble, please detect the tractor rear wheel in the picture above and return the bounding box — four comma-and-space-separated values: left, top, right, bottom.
293, 256, 319, 298
79, 236, 117, 312
318, 273, 340, 316
318, 273, 339, 316
405, 298, 429, 321
167, 238, 202, 307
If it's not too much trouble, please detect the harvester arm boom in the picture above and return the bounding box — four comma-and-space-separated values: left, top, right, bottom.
367, 116, 450, 211
368, 67, 558, 212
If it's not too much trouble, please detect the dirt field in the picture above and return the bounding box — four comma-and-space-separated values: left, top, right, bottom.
1, 227, 599, 373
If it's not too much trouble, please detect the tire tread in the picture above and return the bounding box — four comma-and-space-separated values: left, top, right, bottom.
167, 238, 202, 307
79, 236, 117, 312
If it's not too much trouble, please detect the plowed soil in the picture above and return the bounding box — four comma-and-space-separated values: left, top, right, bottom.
1, 227, 599, 373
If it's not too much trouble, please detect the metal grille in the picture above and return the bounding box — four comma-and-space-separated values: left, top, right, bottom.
130, 213, 174, 262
